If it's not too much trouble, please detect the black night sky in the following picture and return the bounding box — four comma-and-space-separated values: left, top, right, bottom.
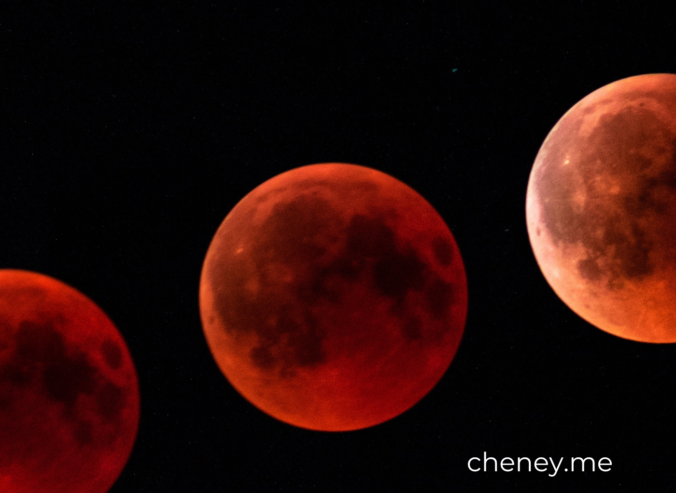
2, 3, 676, 492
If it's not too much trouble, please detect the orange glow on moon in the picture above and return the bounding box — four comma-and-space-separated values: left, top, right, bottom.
526, 74, 676, 342
200, 163, 467, 431
0, 270, 140, 492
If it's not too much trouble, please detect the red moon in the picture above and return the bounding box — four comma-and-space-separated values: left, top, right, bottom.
526, 74, 676, 343
0, 270, 140, 492
199, 163, 467, 431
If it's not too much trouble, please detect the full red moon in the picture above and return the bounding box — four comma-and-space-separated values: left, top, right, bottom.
199, 163, 467, 431
526, 73, 676, 343
0, 270, 140, 492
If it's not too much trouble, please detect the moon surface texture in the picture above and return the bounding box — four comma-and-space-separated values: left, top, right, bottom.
526, 74, 676, 343
0, 270, 140, 492
200, 163, 467, 431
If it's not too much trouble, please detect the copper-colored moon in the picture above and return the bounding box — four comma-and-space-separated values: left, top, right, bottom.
0, 270, 140, 492
526, 74, 676, 343
199, 163, 467, 431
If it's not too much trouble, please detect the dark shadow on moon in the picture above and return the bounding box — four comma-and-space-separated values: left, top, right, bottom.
432, 236, 453, 266
534, 101, 676, 290
0, 318, 126, 446
210, 191, 457, 378
101, 340, 123, 370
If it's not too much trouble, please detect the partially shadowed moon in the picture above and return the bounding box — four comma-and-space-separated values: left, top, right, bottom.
526, 74, 676, 342
200, 163, 467, 431
0, 270, 140, 492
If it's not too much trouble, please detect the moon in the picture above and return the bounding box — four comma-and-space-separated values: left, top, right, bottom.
0, 270, 140, 492
526, 73, 676, 343
199, 163, 467, 431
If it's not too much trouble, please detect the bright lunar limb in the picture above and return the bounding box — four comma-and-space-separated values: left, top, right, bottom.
200, 163, 468, 431
0, 270, 140, 492
526, 73, 676, 342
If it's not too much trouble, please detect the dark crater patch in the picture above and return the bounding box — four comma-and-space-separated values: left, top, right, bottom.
536, 105, 676, 289
249, 311, 324, 377
101, 340, 123, 370
402, 317, 423, 340
0, 319, 127, 439
212, 194, 341, 375
212, 195, 459, 376
43, 347, 97, 408
425, 278, 454, 320
73, 419, 94, 446
96, 381, 125, 421
341, 214, 429, 302
254, 192, 343, 266
329, 214, 454, 326
432, 236, 453, 266
577, 257, 603, 281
